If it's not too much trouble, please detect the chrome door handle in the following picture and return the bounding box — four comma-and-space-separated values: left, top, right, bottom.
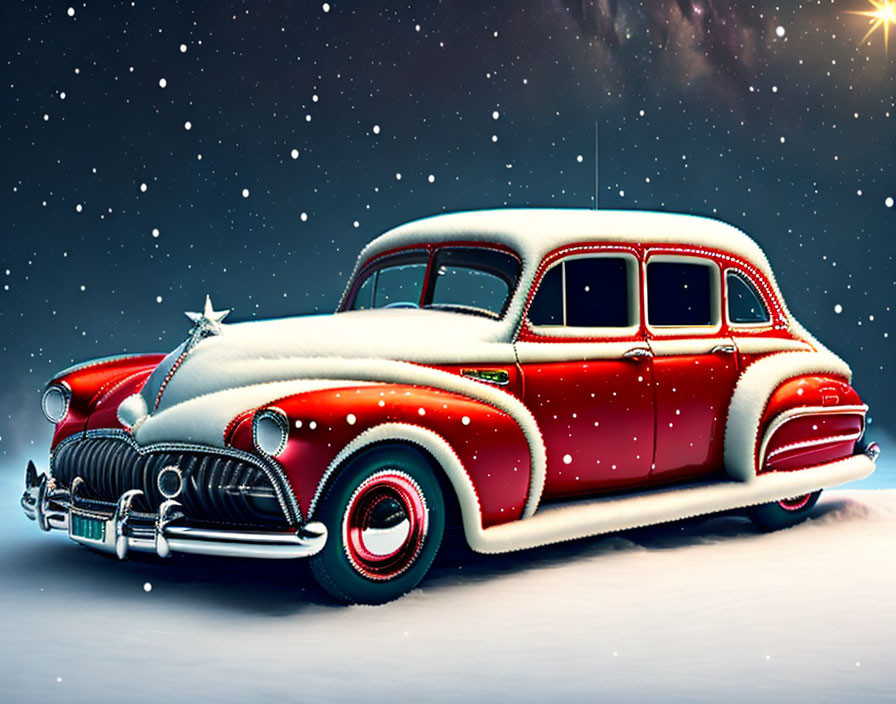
710, 344, 737, 354
623, 347, 653, 360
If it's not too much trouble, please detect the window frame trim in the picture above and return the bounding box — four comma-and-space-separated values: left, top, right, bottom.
643, 252, 722, 337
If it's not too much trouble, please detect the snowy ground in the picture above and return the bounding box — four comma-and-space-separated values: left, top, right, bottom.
1, 445, 894, 704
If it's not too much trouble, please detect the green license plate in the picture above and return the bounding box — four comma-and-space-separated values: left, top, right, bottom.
71, 514, 106, 542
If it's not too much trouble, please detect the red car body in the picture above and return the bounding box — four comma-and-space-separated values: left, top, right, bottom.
22, 209, 879, 603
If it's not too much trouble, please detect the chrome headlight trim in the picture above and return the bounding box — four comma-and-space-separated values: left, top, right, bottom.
253, 408, 289, 457
41, 383, 71, 424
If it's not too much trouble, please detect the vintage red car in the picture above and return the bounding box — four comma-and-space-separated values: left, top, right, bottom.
22, 208, 879, 603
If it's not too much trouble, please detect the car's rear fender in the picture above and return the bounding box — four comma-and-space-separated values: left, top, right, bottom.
724, 350, 859, 481
757, 376, 865, 472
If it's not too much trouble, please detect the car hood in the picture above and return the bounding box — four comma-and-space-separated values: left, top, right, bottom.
122, 309, 517, 446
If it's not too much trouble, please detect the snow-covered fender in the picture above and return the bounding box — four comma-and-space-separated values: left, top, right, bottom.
227, 384, 535, 533
46, 353, 165, 447
724, 351, 864, 481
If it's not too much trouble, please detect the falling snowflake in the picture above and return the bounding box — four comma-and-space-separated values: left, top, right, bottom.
290, 148, 299, 159
242, 188, 250, 198
159, 78, 167, 88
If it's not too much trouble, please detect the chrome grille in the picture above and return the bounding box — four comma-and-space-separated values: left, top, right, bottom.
52, 436, 289, 528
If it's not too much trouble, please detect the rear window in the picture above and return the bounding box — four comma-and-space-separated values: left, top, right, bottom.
727, 270, 770, 324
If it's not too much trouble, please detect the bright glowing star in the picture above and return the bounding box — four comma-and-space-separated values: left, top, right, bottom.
886, 196, 894, 207
776, 26, 786, 37
850, 1, 896, 55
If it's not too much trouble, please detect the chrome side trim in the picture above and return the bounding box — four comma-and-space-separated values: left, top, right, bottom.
766, 431, 865, 461
23, 462, 326, 560
758, 404, 868, 469
49, 428, 301, 524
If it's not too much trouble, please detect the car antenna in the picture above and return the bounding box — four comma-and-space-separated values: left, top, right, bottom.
594, 120, 599, 210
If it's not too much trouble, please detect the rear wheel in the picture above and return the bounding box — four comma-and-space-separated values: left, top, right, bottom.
748, 490, 822, 532
309, 446, 444, 604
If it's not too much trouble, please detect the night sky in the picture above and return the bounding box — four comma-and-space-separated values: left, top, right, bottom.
1, 1, 893, 460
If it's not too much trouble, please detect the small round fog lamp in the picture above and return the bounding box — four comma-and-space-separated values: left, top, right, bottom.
157, 466, 184, 499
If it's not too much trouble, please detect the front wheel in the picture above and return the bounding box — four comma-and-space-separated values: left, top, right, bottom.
309, 446, 444, 604
748, 490, 822, 532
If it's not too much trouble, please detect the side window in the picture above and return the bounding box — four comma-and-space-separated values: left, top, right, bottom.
528, 263, 563, 325
528, 255, 635, 330
566, 258, 630, 327
727, 270, 770, 324
646, 259, 717, 327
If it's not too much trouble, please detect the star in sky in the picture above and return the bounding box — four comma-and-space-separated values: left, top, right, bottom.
850, 0, 896, 55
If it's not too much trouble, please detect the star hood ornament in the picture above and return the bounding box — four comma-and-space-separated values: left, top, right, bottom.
184, 295, 230, 350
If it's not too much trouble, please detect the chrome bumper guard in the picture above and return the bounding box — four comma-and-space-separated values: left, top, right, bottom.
20, 461, 327, 560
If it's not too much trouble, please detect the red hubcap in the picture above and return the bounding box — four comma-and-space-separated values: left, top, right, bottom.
778, 493, 812, 512
342, 471, 429, 581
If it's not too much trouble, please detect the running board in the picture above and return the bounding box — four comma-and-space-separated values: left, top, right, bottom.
471, 454, 875, 554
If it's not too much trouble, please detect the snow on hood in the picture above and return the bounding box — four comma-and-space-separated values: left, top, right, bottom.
126, 309, 517, 447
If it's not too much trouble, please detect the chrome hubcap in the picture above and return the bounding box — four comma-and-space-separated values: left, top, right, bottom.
342, 471, 428, 581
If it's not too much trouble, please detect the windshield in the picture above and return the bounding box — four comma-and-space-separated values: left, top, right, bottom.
346, 246, 521, 319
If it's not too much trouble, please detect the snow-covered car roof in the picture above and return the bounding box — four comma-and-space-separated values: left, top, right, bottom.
348, 208, 791, 340
357, 208, 775, 281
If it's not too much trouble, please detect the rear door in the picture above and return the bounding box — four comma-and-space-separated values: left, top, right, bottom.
644, 251, 740, 482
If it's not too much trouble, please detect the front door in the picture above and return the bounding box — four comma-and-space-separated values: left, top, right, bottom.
516, 248, 655, 499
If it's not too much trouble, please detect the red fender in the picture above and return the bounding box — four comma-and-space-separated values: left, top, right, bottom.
227, 384, 532, 529
50, 354, 165, 447
757, 375, 865, 472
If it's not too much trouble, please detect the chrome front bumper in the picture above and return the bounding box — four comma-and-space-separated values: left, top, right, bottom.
20, 461, 327, 560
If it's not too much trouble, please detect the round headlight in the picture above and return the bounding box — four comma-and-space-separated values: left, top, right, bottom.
253, 408, 289, 457
41, 383, 71, 424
